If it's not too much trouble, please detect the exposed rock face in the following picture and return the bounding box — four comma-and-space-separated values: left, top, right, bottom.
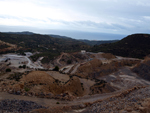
90, 83, 116, 95
132, 58, 150, 81
0, 99, 46, 112
88, 86, 150, 113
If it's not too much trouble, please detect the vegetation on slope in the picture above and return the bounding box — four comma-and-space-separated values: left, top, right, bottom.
0, 32, 90, 63
0, 44, 9, 49
0, 32, 89, 53
49, 34, 119, 46
91, 34, 150, 58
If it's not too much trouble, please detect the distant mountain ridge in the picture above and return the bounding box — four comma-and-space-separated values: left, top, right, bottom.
1, 32, 150, 60
49, 34, 71, 39
0, 32, 89, 52
0, 32, 91, 63
91, 34, 150, 58
3, 31, 119, 46
5, 31, 35, 35
49, 34, 119, 45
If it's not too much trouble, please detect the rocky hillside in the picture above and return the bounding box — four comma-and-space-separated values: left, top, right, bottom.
86, 86, 150, 113
0, 71, 85, 100
132, 56, 150, 81
75, 58, 140, 79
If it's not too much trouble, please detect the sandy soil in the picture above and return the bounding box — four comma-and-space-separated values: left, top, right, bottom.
71, 64, 80, 74
79, 78, 95, 95
98, 67, 150, 90
0, 52, 147, 113
63, 65, 74, 73
46, 71, 70, 82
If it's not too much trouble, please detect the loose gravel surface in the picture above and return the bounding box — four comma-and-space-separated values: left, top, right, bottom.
0, 99, 46, 113
87, 86, 150, 113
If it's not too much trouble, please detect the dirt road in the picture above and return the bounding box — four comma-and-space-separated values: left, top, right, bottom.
2, 54, 43, 69
71, 64, 80, 74
0, 90, 123, 109
56, 53, 69, 66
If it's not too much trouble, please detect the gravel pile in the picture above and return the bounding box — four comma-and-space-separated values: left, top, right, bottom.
88, 86, 150, 113
0, 99, 46, 112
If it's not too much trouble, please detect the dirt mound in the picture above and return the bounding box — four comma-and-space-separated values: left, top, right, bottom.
21, 71, 84, 96
59, 53, 77, 65
64, 76, 84, 96
90, 80, 116, 95
90, 83, 116, 95
20, 71, 55, 94
132, 57, 150, 81
101, 53, 116, 59
21, 71, 55, 85
72, 52, 89, 61
76, 59, 102, 78
0, 71, 84, 99
55, 52, 89, 66
60, 52, 89, 65
76, 59, 140, 79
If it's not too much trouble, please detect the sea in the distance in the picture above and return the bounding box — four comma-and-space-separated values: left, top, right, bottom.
46, 30, 127, 40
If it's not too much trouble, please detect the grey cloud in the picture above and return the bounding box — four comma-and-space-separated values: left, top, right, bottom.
42, 16, 150, 34
47, 19, 129, 31
0, 0, 150, 35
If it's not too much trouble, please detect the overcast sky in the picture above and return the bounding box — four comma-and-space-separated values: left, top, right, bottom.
0, 0, 150, 37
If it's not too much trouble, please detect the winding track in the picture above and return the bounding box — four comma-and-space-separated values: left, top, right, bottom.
3, 54, 43, 69
0, 90, 122, 108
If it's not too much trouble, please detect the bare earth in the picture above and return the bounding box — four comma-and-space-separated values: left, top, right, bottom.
46, 71, 70, 82
0, 52, 149, 113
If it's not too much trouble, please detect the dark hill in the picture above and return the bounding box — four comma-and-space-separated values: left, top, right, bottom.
0, 32, 89, 53
0, 32, 90, 63
49, 34, 119, 46
91, 34, 150, 58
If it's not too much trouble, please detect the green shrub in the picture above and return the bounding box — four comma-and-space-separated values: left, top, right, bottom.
67, 60, 72, 64
7, 73, 23, 81
6, 68, 11, 72
56, 102, 60, 104
22, 65, 26, 69
19, 65, 22, 68
19, 65, 26, 69
53, 66, 59, 71
24, 87, 30, 92
82, 87, 84, 90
